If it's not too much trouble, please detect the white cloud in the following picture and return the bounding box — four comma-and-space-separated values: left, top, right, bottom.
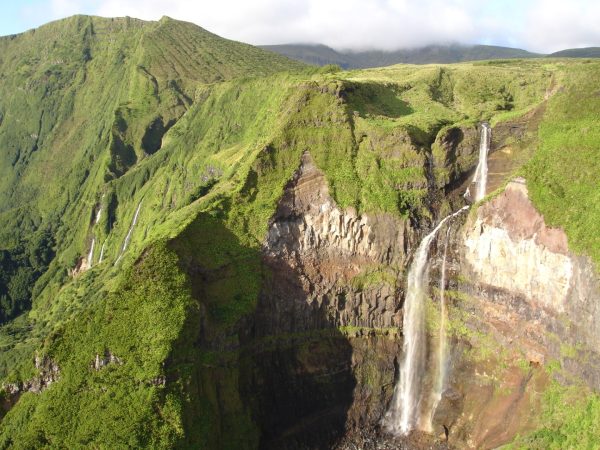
518, 0, 600, 53
15, 0, 600, 53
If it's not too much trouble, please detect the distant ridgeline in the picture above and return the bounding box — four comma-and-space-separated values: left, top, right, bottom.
260, 43, 600, 68
0, 14, 599, 450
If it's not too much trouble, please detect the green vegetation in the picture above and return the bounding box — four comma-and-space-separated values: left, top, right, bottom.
0, 242, 195, 448
524, 61, 600, 266
509, 382, 600, 449
0, 230, 54, 323
0, 14, 598, 448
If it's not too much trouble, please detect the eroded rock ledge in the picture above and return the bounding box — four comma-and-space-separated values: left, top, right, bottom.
260, 151, 411, 333
463, 177, 600, 355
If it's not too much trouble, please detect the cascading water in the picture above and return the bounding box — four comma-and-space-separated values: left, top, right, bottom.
384, 123, 491, 436
99, 240, 106, 263
95, 207, 103, 225
383, 207, 468, 435
466, 123, 491, 202
427, 226, 452, 429
115, 201, 142, 264
87, 238, 96, 268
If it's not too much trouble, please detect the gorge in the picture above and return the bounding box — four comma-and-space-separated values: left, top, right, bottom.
0, 15, 598, 450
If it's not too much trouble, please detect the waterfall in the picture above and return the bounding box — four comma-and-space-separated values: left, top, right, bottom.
115, 201, 142, 264
474, 123, 490, 201
384, 122, 490, 436
99, 240, 106, 263
87, 238, 96, 268
465, 123, 491, 202
427, 225, 452, 430
95, 207, 103, 225
95, 193, 105, 225
383, 207, 468, 435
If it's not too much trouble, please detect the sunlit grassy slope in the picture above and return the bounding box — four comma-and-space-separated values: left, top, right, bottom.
0, 15, 599, 447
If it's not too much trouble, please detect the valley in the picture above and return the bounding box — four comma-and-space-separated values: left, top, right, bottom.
0, 15, 598, 449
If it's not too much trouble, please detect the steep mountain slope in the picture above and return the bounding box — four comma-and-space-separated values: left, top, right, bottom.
0, 16, 599, 449
0, 14, 304, 325
260, 44, 541, 68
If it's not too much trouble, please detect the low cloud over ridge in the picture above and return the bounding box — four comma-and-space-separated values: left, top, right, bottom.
13, 0, 600, 53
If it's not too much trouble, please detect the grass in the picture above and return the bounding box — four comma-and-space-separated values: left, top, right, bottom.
524, 61, 600, 267
508, 382, 600, 449
0, 16, 599, 447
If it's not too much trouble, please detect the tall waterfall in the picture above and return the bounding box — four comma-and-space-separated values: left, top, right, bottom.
383, 207, 468, 435
468, 123, 491, 202
427, 226, 452, 429
384, 122, 491, 436
87, 238, 96, 268
115, 201, 142, 264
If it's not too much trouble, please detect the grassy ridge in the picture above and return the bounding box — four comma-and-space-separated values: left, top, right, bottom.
0, 15, 304, 326
525, 61, 600, 266
0, 17, 598, 446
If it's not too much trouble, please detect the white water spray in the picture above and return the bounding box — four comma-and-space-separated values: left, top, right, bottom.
427, 226, 452, 429
383, 207, 468, 435
466, 123, 491, 202
115, 201, 142, 264
87, 238, 96, 268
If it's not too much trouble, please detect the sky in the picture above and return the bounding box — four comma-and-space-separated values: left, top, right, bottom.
0, 0, 598, 53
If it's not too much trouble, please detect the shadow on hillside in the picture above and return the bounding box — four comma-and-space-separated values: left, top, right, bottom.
168, 213, 356, 450
344, 82, 413, 118
240, 253, 356, 450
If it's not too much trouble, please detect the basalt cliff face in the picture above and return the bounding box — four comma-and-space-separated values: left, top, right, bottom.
244, 152, 408, 448
1, 21, 599, 447
238, 148, 600, 449
425, 178, 600, 449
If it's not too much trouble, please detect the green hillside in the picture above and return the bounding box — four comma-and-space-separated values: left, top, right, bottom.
0, 15, 599, 449
0, 14, 304, 325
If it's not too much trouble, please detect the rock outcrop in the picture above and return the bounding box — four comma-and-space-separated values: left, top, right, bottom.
247, 152, 412, 448
2, 354, 60, 396
462, 178, 600, 366
260, 151, 410, 333
426, 178, 600, 448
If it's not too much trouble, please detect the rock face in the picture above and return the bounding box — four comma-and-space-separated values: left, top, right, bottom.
260, 151, 409, 333
247, 152, 410, 448
462, 178, 600, 361
91, 350, 123, 371
464, 178, 573, 312
2, 355, 60, 397
426, 177, 600, 448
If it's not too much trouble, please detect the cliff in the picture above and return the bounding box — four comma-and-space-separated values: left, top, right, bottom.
0, 17, 599, 449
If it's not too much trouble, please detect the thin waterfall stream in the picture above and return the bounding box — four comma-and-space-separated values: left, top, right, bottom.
87, 238, 96, 268
466, 122, 490, 203
99, 240, 106, 264
383, 123, 490, 436
114, 201, 143, 265
428, 225, 452, 429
